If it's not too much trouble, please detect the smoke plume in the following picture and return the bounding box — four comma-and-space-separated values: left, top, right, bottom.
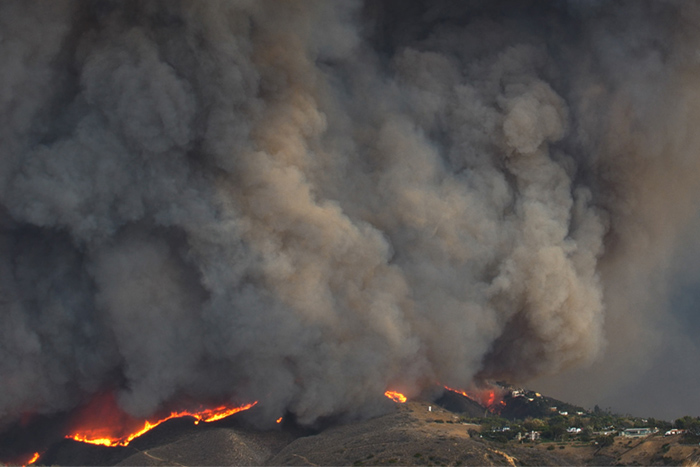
2, 0, 700, 431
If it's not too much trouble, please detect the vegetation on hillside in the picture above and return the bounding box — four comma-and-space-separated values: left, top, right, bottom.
455, 387, 700, 446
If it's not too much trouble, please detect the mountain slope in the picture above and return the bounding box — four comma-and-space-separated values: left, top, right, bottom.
267, 402, 569, 466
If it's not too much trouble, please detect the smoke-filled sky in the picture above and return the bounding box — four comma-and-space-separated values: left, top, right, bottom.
2, 0, 700, 432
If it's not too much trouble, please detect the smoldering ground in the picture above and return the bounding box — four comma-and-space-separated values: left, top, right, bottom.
2, 0, 700, 436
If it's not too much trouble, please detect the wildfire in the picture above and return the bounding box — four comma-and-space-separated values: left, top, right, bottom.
384, 391, 407, 403
22, 452, 40, 466
276, 417, 283, 424
444, 386, 505, 414
65, 394, 257, 447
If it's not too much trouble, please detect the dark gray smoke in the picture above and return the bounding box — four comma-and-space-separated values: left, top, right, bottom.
2, 0, 700, 430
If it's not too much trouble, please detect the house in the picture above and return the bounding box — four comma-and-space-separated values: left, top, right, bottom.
620, 428, 655, 438
665, 429, 686, 436
517, 431, 541, 441
567, 427, 582, 435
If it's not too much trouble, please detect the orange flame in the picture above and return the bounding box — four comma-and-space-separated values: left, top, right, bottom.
276, 417, 283, 424
22, 452, 40, 466
65, 393, 257, 447
384, 391, 407, 403
444, 386, 505, 414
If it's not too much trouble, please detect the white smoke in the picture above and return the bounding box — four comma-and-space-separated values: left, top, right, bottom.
1, 0, 699, 430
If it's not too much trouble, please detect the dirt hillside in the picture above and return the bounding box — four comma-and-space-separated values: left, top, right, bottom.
31, 400, 700, 466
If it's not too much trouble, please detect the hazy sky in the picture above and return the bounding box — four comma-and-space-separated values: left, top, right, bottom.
534, 212, 700, 420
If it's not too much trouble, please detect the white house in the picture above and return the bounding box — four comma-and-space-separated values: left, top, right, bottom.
620, 428, 655, 438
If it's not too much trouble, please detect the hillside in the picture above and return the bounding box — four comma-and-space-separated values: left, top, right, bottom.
18, 390, 700, 466
267, 401, 576, 466
36, 402, 571, 467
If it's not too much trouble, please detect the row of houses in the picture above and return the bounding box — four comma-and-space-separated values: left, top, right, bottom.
506, 426, 669, 443
548, 407, 586, 416
590, 427, 658, 438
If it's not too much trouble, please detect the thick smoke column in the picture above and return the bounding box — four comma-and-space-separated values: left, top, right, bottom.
1, 0, 700, 431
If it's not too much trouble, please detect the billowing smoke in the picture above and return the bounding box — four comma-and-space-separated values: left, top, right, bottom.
2, 0, 700, 432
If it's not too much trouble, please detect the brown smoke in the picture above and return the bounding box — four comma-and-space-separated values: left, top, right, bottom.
1, 0, 699, 430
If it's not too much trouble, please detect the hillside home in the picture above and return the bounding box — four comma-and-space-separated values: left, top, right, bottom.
620, 428, 655, 438
516, 431, 541, 441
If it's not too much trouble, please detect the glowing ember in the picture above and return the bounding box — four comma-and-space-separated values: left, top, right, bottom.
384, 391, 407, 403
276, 417, 283, 424
65, 394, 257, 447
444, 386, 505, 414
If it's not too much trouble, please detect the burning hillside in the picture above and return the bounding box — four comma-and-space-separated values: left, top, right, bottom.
436, 382, 588, 423
63, 392, 257, 447
444, 387, 507, 415
3, 0, 700, 462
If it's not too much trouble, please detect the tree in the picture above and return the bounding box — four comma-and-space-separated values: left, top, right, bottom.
580, 427, 593, 443
675, 416, 700, 433
648, 418, 672, 432
595, 434, 615, 447
543, 422, 567, 441
523, 417, 546, 432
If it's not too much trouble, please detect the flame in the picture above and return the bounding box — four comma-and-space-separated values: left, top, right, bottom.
444, 386, 505, 414
22, 452, 40, 466
65, 393, 257, 447
276, 417, 283, 424
384, 391, 407, 403
486, 390, 495, 407
2, 450, 41, 466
